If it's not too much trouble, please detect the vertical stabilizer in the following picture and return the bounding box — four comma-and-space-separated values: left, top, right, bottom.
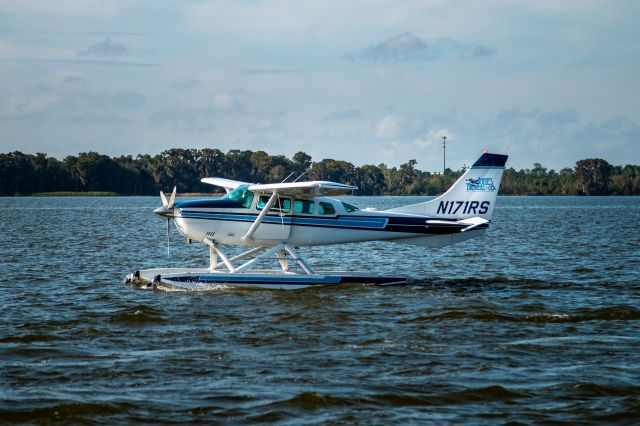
386, 152, 508, 220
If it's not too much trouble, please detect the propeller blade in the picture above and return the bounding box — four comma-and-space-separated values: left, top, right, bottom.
160, 190, 168, 207
166, 218, 170, 256
168, 186, 177, 209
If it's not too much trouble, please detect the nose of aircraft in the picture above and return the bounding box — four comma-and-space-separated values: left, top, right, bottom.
153, 205, 174, 219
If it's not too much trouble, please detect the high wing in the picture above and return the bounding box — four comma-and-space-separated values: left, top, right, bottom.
201, 177, 356, 196
247, 181, 357, 196
199, 179, 356, 243
201, 177, 252, 194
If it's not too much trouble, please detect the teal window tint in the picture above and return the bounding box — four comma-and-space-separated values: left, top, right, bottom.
241, 192, 254, 208
280, 198, 291, 213
257, 195, 268, 210
293, 199, 314, 214
257, 195, 291, 213
223, 184, 253, 208
318, 202, 336, 215
341, 201, 359, 212
223, 184, 248, 201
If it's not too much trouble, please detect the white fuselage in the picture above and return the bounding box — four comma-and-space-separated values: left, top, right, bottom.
172, 194, 484, 249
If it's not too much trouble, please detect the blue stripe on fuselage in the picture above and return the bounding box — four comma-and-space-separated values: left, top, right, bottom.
174, 210, 482, 235
177, 211, 388, 229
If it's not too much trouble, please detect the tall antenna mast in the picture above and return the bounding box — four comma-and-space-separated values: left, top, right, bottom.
442, 135, 447, 174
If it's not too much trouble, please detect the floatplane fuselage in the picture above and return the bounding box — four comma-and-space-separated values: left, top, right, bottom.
127, 151, 508, 290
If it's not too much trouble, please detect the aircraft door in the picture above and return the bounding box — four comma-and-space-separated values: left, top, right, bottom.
253, 195, 292, 241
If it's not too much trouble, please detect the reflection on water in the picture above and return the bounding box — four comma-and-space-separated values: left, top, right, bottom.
0, 196, 639, 424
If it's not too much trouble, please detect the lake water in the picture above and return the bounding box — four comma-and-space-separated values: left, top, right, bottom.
1, 196, 639, 424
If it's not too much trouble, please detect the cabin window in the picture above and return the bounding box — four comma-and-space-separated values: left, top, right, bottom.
223, 184, 254, 208
279, 198, 291, 213
341, 201, 359, 212
257, 195, 291, 213
318, 201, 336, 215
293, 199, 314, 214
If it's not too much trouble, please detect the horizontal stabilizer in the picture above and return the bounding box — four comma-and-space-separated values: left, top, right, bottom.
426, 216, 488, 232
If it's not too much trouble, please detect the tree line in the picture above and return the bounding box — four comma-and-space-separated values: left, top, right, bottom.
1, 149, 639, 196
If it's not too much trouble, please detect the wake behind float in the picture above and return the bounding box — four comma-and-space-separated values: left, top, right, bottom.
125, 151, 508, 290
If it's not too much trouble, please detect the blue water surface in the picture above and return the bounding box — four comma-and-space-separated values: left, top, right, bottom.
0, 196, 639, 424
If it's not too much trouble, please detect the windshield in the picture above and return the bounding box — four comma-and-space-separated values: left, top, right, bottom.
222, 184, 254, 208
223, 184, 249, 200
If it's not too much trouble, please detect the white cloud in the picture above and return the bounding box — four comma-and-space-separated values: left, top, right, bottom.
0, 84, 146, 124
375, 115, 403, 139
148, 89, 284, 134
211, 90, 248, 113
0, 90, 59, 119
373, 113, 433, 143
414, 128, 453, 148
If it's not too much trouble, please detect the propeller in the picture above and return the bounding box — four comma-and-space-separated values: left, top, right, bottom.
160, 186, 176, 209
155, 187, 177, 256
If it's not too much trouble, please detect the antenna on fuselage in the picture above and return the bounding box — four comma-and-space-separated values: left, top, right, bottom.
280, 172, 296, 183
292, 172, 306, 182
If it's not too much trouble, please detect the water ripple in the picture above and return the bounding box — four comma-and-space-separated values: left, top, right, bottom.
0, 196, 639, 424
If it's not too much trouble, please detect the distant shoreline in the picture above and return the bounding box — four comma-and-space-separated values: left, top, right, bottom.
3, 150, 638, 196
33, 191, 119, 197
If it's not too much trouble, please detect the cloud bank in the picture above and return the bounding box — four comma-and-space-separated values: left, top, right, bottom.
346, 32, 497, 63
79, 38, 129, 59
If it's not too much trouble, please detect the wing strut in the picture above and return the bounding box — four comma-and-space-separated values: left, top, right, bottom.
242, 191, 279, 242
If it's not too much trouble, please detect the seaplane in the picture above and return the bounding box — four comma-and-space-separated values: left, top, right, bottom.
125, 151, 508, 290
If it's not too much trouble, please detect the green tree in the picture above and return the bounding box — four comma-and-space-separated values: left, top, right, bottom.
224, 150, 253, 181
292, 151, 312, 175
398, 159, 418, 193
308, 159, 357, 185
357, 164, 386, 195
0, 152, 35, 194
155, 149, 200, 192
575, 158, 612, 195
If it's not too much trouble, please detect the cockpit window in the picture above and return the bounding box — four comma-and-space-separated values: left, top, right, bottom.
223, 184, 254, 208
341, 201, 359, 212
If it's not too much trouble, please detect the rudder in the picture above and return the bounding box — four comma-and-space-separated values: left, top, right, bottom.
386, 152, 508, 221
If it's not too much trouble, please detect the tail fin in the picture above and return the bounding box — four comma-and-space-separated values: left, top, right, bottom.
386, 152, 508, 220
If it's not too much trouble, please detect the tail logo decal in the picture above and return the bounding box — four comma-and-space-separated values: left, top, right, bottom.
466, 177, 496, 192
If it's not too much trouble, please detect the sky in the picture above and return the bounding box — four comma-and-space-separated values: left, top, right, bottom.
0, 0, 638, 171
